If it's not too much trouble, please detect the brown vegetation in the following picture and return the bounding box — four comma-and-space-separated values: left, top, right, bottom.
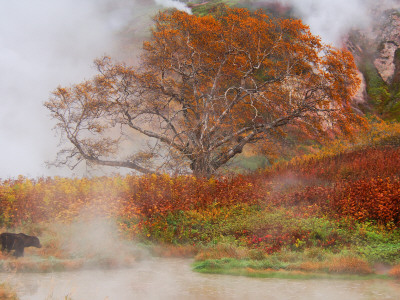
0, 283, 18, 300
389, 264, 400, 279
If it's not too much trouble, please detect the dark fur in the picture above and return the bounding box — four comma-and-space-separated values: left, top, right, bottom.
0, 233, 42, 257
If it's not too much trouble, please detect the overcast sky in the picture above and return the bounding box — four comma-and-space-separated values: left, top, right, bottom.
0, 0, 397, 178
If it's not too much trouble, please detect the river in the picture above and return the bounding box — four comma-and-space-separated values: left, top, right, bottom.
1, 258, 400, 300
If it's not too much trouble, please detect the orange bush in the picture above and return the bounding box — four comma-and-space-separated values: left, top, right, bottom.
0, 283, 18, 300
121, 174, 258, 219
0, 176, 126, 226
272, 146, 400, 182
332, 177, 400, 225
0, 174, 259, 227
260, 144, 400, 225
294, 261, 323, 272
389, 264, 400, 279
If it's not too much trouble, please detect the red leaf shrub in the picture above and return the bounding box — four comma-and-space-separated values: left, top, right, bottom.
332, 177, 400, 225
0, 174, 259, 226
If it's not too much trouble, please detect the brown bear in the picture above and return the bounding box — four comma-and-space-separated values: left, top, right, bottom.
0, 232, 42, 257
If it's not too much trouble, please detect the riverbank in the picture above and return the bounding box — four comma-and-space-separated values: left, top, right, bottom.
192, 257, 397, 280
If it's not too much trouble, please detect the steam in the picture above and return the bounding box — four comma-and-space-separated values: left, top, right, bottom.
154, 0, 192, 14
266, 0, 400, 45
280, 0, 369, 45
62, 216, 144, 267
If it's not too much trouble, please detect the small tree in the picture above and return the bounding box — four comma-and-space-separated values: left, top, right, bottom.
45, 7, 361, 177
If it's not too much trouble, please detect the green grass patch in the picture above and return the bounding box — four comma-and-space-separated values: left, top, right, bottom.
192, 258, 389, 280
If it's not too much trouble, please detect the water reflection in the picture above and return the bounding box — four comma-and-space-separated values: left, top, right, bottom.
1, 258, 400, 300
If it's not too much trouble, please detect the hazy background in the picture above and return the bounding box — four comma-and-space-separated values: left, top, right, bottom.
0, 0, 398, 178
0, 0, 179, 178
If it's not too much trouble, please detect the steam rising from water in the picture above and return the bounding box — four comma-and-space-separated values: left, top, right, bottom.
61, 217, 142, 266
54, 199, 147, 267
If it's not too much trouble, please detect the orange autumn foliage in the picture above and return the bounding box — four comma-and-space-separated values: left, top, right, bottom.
273, 146, 400, 182
0, 174, 258, 227
332, 177, 400, 224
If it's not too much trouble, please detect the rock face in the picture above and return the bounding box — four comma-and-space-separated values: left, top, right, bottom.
344, 7, 400, 115
393, 48, 400, 85
352, 70, 368, 106
373, 11, 400, 85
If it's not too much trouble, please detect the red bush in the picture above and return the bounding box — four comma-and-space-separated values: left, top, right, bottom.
121, 174, 259, 219
332, 177, 400, 225
272, 146, 400, 182
0, 174, 260, 226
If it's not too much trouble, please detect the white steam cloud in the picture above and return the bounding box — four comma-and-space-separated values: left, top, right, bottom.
281, 0, 369, 45
62, 216, 144, 267
154, 0, 192, 14
270, 0, 400, 45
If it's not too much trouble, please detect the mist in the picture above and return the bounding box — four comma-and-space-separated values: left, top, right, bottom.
154, 0, 192, 14
269, 0, 400, 45
279, 0, 369, 45
2, 258, 399, 299
0, 0, 189, 179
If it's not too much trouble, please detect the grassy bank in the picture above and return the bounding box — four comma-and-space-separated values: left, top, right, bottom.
193, 257, 390, 280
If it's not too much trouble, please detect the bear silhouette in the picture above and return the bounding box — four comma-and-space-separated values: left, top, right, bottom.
0, 232, 42, 257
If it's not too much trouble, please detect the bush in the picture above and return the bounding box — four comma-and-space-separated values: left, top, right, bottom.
0, 174, 259, 227
389, 264, 400, 279
332, 177, 400, 225
0, 283, 18, 300
327, 256, 372, 275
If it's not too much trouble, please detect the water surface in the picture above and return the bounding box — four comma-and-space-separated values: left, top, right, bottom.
1, 258, 399, 300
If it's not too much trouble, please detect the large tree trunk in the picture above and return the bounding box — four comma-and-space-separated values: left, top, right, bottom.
190, 155, 215, 178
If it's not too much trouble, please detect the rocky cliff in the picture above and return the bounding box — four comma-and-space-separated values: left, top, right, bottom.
345, 8, 400, 119
373, 11, 400, 84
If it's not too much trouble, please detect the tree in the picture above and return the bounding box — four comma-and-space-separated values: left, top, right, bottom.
45, 7, 361, 177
